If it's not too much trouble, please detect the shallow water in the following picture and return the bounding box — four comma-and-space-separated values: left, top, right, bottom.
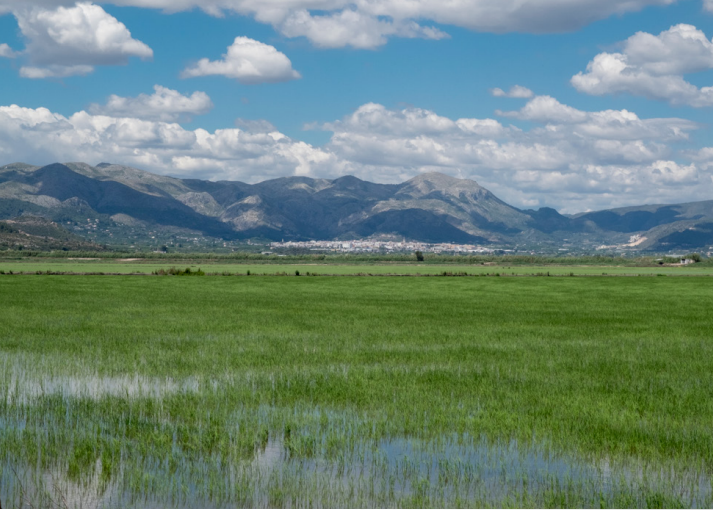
5, 373, 202, 404
2, 428, 711, 508
1, 367, 711, 507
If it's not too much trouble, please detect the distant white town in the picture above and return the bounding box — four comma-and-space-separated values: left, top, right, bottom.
270, 240, 498, 254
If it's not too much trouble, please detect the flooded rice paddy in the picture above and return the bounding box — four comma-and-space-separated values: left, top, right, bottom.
2, 276, 713, 507
2, 370, 711, 508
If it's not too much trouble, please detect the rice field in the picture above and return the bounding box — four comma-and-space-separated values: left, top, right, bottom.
1, 274, 713, 507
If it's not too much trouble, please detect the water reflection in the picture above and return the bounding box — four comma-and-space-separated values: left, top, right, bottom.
5, 372, 201, 404
2, 430, 711, 507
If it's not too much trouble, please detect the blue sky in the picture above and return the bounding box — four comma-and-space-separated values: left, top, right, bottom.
1, 0, 713, 212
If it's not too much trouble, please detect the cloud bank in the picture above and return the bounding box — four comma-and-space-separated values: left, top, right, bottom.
0, 94, 708, 212
0, 0, 683, 49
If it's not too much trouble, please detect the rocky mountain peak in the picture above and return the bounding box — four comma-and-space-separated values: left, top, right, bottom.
397, 172, 487, 200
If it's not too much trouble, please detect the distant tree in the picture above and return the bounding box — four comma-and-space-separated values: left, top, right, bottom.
0, 222, 16, 233
686, 253, 702, 263
415, 250, 424, 262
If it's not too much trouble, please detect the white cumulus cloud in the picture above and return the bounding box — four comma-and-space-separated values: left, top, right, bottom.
572, 24, 713, 107
322, 102, 461, 136
278, 8, 448, 49
20, 65, 94, 78
498, 96, 698, 142
688, 146, 713, 173
0, 43, 17, 58
89, 85, 214, 122
647, 160, 699, 184
490, 86, 534, 98
181, 37, 301, 84
12, 2, 152, 78
498, 96, 588, 123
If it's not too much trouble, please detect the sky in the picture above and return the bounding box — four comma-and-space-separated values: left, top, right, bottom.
1, 1, 713, 212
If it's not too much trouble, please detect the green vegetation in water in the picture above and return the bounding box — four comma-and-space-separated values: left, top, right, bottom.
1, 276, 712, 507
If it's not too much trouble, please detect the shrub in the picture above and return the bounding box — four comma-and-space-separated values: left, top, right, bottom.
152, 266, 205, 276
0, 222, 17, 233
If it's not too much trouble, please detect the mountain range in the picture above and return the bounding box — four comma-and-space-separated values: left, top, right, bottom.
1, 162, 713, 253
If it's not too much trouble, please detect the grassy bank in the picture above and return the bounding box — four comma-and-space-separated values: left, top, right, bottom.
1, 249, 707, 266
2, 260, 713, 276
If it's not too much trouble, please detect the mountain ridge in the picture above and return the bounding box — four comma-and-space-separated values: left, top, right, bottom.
1, 162, 712, 252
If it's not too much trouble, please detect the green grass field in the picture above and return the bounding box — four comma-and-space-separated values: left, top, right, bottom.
2, 274, 713, 507
2, 258, 713, 276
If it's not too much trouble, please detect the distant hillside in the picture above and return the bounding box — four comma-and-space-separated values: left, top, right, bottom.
1, 162, 712, 252
0, 216, 104, 251
572, 201, 713, 251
